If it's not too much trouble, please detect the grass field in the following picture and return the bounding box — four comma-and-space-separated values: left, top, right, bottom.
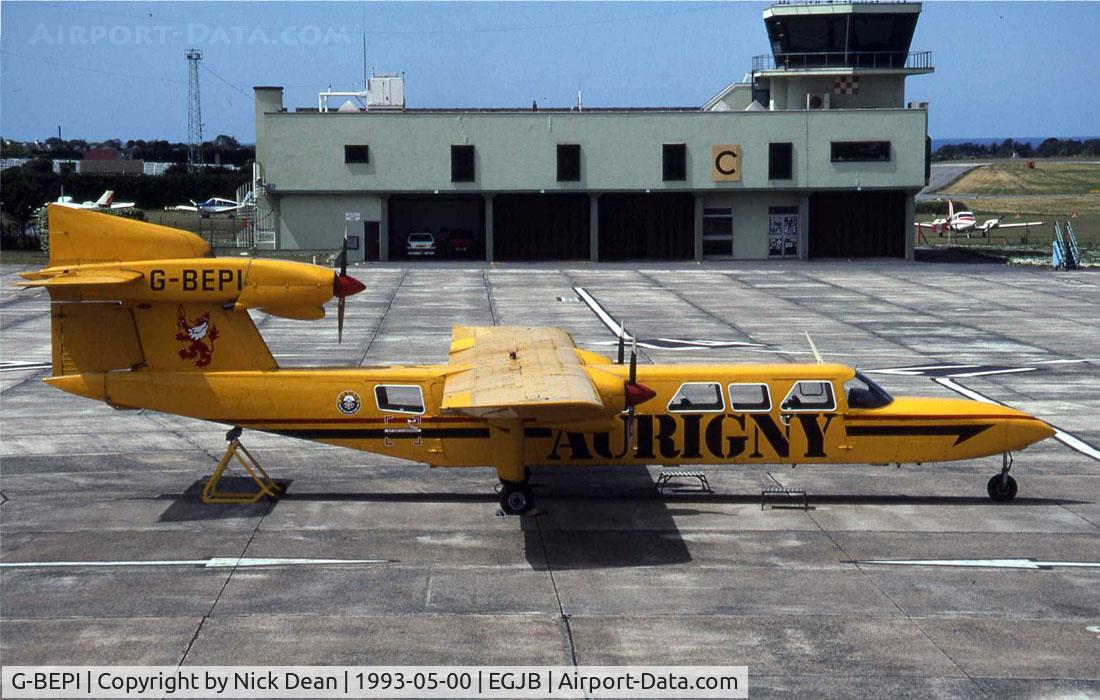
942, 160, 1100, 195
922, 161, 1100, 260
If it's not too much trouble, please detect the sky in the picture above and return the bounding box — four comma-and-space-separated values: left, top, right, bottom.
1, 1, 1098, 143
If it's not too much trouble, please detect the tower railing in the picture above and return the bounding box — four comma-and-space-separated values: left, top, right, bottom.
752, 50, 932, 72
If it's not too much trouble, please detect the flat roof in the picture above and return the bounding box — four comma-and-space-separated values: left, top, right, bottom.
764, 1, 921, 19
292, 106, 704, 114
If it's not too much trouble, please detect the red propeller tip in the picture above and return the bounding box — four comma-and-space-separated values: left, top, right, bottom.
333, 273, 366, 298
625, 382, 657, 407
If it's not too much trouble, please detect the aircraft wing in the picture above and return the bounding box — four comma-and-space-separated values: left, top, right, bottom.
110, 202, 137, 210
442, 325, 607, 421
990, 221, 1043, 229
168, 204, 199, 212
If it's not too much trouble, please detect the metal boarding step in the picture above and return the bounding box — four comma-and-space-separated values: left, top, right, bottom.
656, 470, 712, 494
761, 486, 809, 510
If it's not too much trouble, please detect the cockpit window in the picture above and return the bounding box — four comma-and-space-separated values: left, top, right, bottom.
668, 382, 725, 412
780, 380, 836, 412
845, 372, 894, 409
375, 384, 425, 414
728, 383, 772, 412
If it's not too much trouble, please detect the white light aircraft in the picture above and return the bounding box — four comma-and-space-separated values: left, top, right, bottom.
918, 201, 1043, 238
54, 190, 135, 210
168, 192, 254, 218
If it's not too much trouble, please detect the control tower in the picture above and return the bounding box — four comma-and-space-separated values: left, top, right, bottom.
752, 2, 933, 111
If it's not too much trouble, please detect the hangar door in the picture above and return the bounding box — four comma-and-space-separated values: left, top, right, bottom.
809, 191, 907, 258
599, 193, 694, 260
388, 195, 485, 260
493, 194, 590, 261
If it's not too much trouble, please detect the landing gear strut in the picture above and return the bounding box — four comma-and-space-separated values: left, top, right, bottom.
987, 452, 1017, 503
499, 480, 534, 515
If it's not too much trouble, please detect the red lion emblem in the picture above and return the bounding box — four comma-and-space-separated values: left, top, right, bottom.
176, 305, 219, 367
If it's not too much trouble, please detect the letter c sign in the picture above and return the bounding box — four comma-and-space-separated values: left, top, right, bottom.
712, 144, 742, 182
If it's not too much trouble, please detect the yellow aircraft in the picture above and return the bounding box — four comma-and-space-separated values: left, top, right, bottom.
20, 207, 1056, 514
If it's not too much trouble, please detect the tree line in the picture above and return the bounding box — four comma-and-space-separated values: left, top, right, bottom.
933, 137, 1100, 161
0, 159, 249, 232
2, 134, 254, 167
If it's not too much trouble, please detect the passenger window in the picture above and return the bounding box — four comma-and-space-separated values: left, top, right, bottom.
780, 381, 836, 412
729, 383, 772, 412
668, 382, 724, 412
375, 385, 425, 414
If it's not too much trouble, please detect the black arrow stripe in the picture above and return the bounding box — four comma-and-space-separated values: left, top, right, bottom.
272, 428, 490, 440
845, 424, 993, 446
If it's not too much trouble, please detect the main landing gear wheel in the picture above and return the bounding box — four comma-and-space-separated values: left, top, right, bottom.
987, 474, 1018, 503
499, 482, 534, 515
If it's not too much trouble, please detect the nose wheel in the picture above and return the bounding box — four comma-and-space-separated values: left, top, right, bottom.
499, 481, 534, 515
987, 453, 1017, 503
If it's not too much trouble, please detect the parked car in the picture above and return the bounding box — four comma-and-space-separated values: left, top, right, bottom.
446, 229, 477, 257
406, 232, 436, 257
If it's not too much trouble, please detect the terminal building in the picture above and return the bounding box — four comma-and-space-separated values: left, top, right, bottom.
252, 1, 933, 262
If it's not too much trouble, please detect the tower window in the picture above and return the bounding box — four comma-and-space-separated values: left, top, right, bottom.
344, 145, 370, 163
663, 144, 687, 181
451, 145, 475, 182
557, 144, 581, 182
831, 141, 891, 163
768, 143, 793, 179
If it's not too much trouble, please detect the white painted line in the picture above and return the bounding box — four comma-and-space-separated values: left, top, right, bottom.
0, 360, 52, 373
935, 377, 1100, 462
949, 367, 1039, 378
572, 286, 628, 339
858, 558, 1100, 570
0, 557, 388, 570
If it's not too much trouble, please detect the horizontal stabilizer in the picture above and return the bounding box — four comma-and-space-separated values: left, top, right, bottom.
16, 270, 143, 288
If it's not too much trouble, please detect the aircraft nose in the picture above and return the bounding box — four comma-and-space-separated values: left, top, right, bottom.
1005, 414, 1057, 451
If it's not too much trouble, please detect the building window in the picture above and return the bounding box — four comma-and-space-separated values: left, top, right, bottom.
768, 206, 799, 258
451, 145, 475, 182
768, 143, 792, 180
557, 144, 581, 182
344, 145, 370, 164
702, 207, 733, 257
831, 141, 891, 163
663, 143, 687, 181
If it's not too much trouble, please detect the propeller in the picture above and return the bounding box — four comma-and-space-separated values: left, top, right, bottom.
616, 319, 625, 364
621, 327, 657, 449
332, 229, 366, 343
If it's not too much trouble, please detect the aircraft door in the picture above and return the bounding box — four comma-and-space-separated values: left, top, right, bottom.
777, 380, 845, 462
373, 383, 443, 463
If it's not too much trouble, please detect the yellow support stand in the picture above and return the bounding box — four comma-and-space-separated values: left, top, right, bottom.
201, 428, 282, 504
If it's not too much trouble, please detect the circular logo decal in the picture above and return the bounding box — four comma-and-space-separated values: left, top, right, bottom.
337, 390, 361, 415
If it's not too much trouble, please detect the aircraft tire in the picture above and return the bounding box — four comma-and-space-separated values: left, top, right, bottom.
499, 482, 534, 515
987, 474, 1018, 503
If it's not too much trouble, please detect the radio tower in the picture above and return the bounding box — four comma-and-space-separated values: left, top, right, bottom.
186, 48, 204, 172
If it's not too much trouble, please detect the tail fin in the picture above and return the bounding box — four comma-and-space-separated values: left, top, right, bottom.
948, 200, 955, 219
36, 207, 276, 384
96, 191, 115, 207
46, 204, 210, 267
